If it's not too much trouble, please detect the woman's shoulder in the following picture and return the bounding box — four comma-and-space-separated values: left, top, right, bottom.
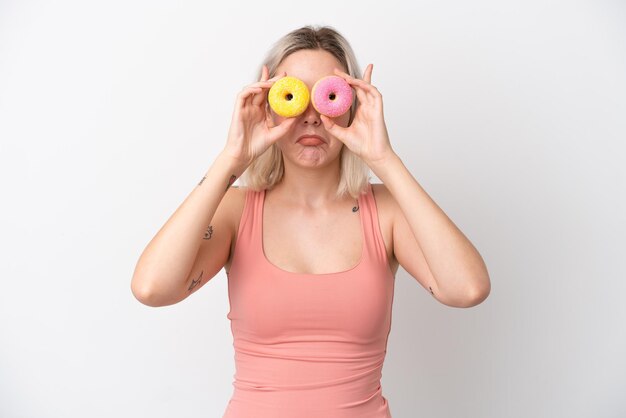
225, 185, 265, 221
229, 185, 262, 203
369, 182, 399, 222
222, 185, 249, 228
367, 183, 399, 270
227, 185, 250, 208
369, 182, 390, 203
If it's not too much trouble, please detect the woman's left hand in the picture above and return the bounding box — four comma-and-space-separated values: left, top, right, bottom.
320, 64, 396, 167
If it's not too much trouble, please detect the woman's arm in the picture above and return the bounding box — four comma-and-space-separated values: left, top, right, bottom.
372, 153, 491, 308
130, 152, 246, 306
321, 64, 490, 307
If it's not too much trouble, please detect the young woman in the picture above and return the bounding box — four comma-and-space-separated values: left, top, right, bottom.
131, 25, 490, 418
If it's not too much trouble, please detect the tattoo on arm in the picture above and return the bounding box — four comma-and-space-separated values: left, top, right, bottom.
203, 225, 213, 240
225, 175, 237, 191
429, 286, 434, 296
198, 176, 206, 186
188, 270, 203, 292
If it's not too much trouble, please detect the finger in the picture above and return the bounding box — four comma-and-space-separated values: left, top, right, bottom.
326, 68, 369, 104
236, 86, 263, 107
232, 91, 247, 122
247, 71, 286, 89
260, 64, 268, 82
268, 115, 296, 142
333, 67, 369, 84
350, 82, 370, 107
320, 114, 346, 144
245, 88, 263, 108
333, 67, 380, 105
268, 70, 286, 81
333, 67, 377, 91
332, 68, 375, 104
251, 76, 270, 106
362, 65, 374, 103
252, 70, 286, 107
237, 86, 263, 111
251, 71, 285, 90
364, 63, 373, 84
248, 75, 282, 89
252, 68, 287, 106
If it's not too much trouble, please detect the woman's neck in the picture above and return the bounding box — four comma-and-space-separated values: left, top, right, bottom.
271, 160, 344, 208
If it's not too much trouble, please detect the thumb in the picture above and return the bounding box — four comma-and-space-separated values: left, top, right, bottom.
269, 117, 296, 141
320, 114, 343, 140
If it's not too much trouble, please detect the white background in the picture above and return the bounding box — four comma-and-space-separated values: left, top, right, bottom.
1, 1, 625, 417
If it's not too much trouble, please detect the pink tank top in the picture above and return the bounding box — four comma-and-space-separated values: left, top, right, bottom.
222, 182, 395, 418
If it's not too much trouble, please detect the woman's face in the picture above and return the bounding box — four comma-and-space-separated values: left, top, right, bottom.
269, 48, 352, 167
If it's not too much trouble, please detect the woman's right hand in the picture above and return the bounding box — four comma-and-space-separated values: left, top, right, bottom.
222, 65, 297, 168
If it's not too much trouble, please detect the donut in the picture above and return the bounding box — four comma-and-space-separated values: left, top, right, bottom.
268, 76, 310, 118
311, 75, 353, 118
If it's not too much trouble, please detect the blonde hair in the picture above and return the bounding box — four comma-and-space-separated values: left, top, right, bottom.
239, 25, 371, 200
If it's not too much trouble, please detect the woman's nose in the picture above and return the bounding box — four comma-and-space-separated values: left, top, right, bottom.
301, 102, 321, 125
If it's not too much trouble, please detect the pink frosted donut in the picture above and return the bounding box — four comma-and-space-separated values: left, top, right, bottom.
311, 75, 353, 118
